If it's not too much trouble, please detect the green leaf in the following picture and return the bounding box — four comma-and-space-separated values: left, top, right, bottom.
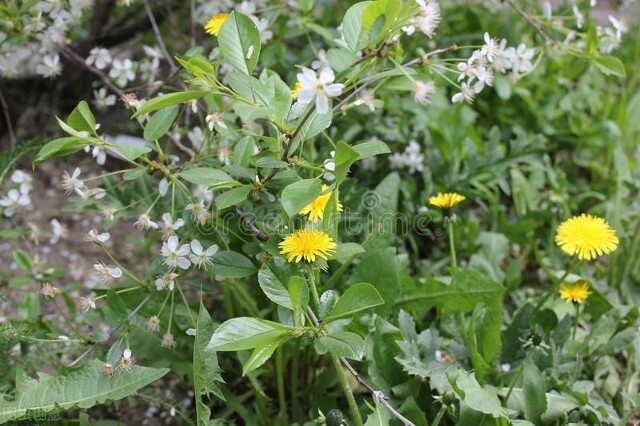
67, 101, 96, 134
363, 0, 401, 33
194, 302, 224, 425
594, 55, 626, 77
323, 188, 340, 241
132, 90, 209, 118
281, 178, 322, 217
143, 105, 180, 141
242, 334, 290, 375
212, 250, 257, 278
349, 247, 399, 315
318, 290, 339, 320
257, 257, 296, 309
33, 137, 88, 165
233, 136, 255, 167
114, 144, 151, 162
343, 2, 372, 52
325, 283, 384, 322
215, 185, 253, 210
218, 11, 261, 75
297, 110, 333, 142
317, 331, 364, 360
0, 361, 169, 423
333, 141, 359, 184
448, 369, 510, 418
11, 249, 32, 272
352, 140, 390, 159
288, 276, 309, 328
334, 243, 365, 260
206, 317, 289, 351
106, 289, 128, 323
180, 167, 235, 186
523, 359, 547, 423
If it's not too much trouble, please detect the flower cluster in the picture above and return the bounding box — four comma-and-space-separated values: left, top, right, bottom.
452, 33, 535, 104
0, 170, 33, 217
389, 141, 425, 174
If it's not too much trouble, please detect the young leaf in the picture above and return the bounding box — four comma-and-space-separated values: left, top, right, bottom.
143, 105, 180, 141
132, 90, 209, 118
593, 55, 626, 77
352, 140, 391, 159
242, 334, 291, 375
333, 141, 359, 184
288, 276, 309, 327
218, 11, 261, 75
281, 178, 322, 217
325, 282, 384, 322
33, 137, 89, 165
257, 257, 296, 309
215, 185, 253, 210
180, 167, 235, 186
343, 2, 373, 52
206, 317, 290, 351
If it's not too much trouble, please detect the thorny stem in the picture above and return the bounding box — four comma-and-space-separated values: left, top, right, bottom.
306, 307, 416, 426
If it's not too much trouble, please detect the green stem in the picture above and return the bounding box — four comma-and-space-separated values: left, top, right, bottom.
308, 268, 321, 309
572, 303, 580, 340
276, 347, 288, 424
432, 404, 448, 426
534, 257, 580, 314
331, 355, 363, 426
52, 298, 84, 341
448, 220, 466, 345
504, 362, 525, 404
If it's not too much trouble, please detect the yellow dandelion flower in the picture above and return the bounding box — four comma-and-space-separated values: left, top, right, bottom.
279, 229, 337, 263
299, 185, 342, 222
555, 214, 618, 260
292, 81, 302, 100
559, 281, 592, 304
429, 192, 465, 210
204, 13, 229, 36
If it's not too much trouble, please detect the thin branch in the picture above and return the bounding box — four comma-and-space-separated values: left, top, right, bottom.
60, 46, 126, 100
234, 207, 268, 242
67, 292, 153, 367
0, 85, 16, 147
504, 0, 558, 47
306, 307, 416, 426
142, 0, 176, 69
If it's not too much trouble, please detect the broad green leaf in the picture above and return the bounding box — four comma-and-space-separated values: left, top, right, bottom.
317, 331, 364, 360
349, 247, 399, 315
67, 101, 96, 134
11, 249, 32, 272
215, 185, 253, 210
0, 361, 169, 423
325, 282, 384, 322
233, 136, 255, 167
523, 359, 547, 423
106, 289, 128, 323
218, 11, 261, 75
257, 257, 296, 309
132, 90, 209, 117
333, 141, 359, 184
352, 140, 391, 159
33, 137, 88, 165
211, 250, 257, 278
318, 290, 339, 320
143, 105, 180, 141
206, 317, 289, 351
180, 167, 234, 186
334, 243, 365, 260
343, 2, 373, 52
288, 276, 309, 328
296, 110, 333, 143
255, 157, 288, 169
594, 55, 626, 77
114, 144, 151, 162
242, 334, 290, 375
194, 302, 224, 425
281, 178, 322, 217
448, 369, 509, 418
363, 0, 402, 33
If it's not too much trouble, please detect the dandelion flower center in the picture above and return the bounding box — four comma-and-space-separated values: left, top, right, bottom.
559, 281, 592, 304
429, 192, 465, 209
279, 229, 337, 263
205, 13, 229, 36
555, 214, 618, 260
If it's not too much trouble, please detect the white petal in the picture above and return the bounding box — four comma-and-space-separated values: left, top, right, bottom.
176, 257, 191, 269
190, 240, 203, 255
324, 83, 344, 97
315, 94, 329, 114
319, 67, 335, 85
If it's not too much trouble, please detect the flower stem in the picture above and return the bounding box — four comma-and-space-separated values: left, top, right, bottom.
534, 257, 580, 314
504, 362, 525, 404
572, 303, 580, 340
52, 298, 84, 342
276, 347, 288, 423
448, 219, 467, 345
331, 355, 363, 426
